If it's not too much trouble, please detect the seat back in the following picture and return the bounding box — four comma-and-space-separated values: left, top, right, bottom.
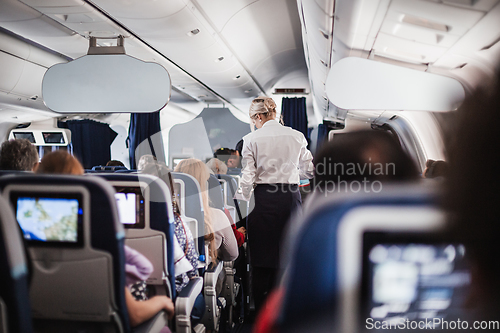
279, 183, 446, 333
217, 174, 243, 223
0, 174, 130, 332
171, 172, 205, 260
97, 173, 176, 299
92, 165, 129, 172
0, 195, 33, 333
208, 174, 224, 211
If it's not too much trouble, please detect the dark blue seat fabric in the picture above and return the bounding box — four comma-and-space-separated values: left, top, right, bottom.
0, 174, 131, 332
278, 185, 438, 331
208, 174, 224, 210
97, 173, 176, 298
0, 195, 33, 333
91, 165, 129, 172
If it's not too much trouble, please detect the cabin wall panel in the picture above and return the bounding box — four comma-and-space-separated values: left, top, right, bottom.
11, 61, 45, 98
0, 53, 24, 93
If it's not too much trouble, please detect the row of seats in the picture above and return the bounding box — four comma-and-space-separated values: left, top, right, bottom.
273, 182, 472, 332
0, 171, 243, 333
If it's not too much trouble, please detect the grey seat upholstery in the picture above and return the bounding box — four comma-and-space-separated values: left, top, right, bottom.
97, 173, 204, 333
0, 174, 169, 333
278, 183, 445, 333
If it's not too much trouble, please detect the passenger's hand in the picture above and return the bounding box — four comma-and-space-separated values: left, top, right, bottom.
160, 296, 175, 319
237, 227, 246, 236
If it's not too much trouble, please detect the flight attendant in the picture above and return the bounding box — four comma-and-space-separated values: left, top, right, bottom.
236, 96, 314, 313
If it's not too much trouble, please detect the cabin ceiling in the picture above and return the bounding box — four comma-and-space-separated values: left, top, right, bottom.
0, 0, 499, 129
299, 0, 500, 124
0, 0, 309, 122
331, 0, 500, 91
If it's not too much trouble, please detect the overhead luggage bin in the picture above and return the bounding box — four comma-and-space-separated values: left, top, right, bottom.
326, 57, 465, 112
42, 36, 171, 113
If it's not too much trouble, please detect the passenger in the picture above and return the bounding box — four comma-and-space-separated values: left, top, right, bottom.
36, 151, 84, 175
140, 162, 200, 292
446, 69, 500, 321
137, 154, 158, 171
205, 158, 246, 246
0, 138, 39, 171
312, 130, 418, 191
124, 245, 154, 299
175, 158, 238, 264
214, 148, 240, 169
36, 151, 175, 327
423, 159, 449, 179
237, 96, 314, 313
206, 157, 228, 175
106, 159, 125, 167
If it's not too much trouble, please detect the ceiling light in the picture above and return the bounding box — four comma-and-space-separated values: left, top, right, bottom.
187, 28, 200, 37
402, 15, 449, 32
481, 36, 500, 51
382, 47, 425, 62
319, 29, 329, 39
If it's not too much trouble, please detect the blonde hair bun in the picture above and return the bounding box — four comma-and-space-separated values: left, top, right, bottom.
263, 97, 276, 113
249, 96, 277, 119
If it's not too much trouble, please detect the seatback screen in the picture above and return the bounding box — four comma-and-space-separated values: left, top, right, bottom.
114, 186, 145, 229
13, 132, 35, 143
13, 195, 83, 246
362, 232, 473, 329
42, 132, 65, 144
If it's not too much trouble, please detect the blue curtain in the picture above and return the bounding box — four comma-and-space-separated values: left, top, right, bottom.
316, 123, 330, 153
281, 97, 309, 142
66, 119, 117, 169
128, 112, 164, 169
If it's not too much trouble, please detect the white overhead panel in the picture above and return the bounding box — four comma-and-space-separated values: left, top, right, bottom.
90, 0, 264, 101
43, 52, 172, 113
330, 0, 500, 90
297, 0, 334, 119
0, 0, 222, 109
326, 57, 465, 112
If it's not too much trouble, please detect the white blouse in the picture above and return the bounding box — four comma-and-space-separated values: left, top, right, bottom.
238, 119, 314, 200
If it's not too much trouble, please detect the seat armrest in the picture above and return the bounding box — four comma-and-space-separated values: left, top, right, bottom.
132, 310, 169, 333
205, 261, 224, 275
201, 261, 225, 330
175, 277, 204, 333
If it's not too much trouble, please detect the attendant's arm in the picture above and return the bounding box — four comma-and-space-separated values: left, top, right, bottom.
238, 139, 256, 201
125, 288, 174, 327
298, 136, 314, 179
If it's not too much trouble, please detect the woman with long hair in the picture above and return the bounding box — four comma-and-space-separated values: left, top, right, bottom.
175, 158, 238, 265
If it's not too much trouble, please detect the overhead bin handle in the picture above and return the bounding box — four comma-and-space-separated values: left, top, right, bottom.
88, 36, 125, 55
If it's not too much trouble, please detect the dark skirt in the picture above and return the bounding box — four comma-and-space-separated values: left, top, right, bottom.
247, 184, 302, 268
